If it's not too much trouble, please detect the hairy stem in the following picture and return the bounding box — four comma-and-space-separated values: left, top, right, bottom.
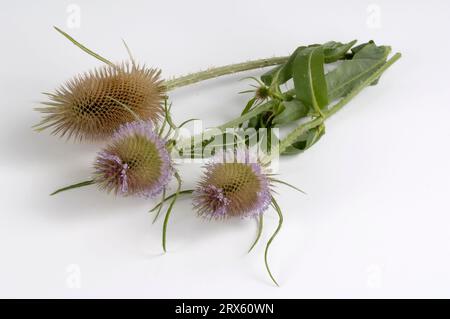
218, 100, 275, 130
164, 57, 289, 91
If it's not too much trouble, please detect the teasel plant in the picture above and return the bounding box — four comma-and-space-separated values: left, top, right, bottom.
34, 27, 289, 141
150, 146, 304, 286
43, 27, 402, 286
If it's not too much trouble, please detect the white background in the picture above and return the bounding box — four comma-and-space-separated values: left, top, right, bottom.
0, 0, 449, 298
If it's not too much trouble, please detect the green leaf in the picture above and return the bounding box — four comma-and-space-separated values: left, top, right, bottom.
261, 41, 356, 86
323, 40, 357, 63
272, 99, 309, 125
260, 65, 280, 86
241, 97, 256, 116
261, 46, 306, 86
292, 46, 329, 113
326, 43, 391, 101
350, 40, 375, 55
276, 52, 401, 157
247, 113, 260, 128
281, 124, 325, 155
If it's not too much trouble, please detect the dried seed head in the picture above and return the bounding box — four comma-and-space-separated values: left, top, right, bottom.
93, 121, 172, 197
193, 149, 272, 219
36, 63, 166, 141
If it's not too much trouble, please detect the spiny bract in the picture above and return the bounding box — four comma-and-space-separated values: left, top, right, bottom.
193, 149, 272, 219
94, 121, 172, 197
36, 63, 166, 141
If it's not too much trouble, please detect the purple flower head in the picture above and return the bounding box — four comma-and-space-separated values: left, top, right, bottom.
193, 148, 272, 219
93, 120, 172, 197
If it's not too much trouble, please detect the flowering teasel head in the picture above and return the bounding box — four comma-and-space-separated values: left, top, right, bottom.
193, 149, 272, 219
36, 63, 166, 141
93, 120, 172, 197
188, 148, 304, 286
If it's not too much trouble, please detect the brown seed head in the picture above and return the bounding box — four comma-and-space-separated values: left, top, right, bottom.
36, 63, 166, 141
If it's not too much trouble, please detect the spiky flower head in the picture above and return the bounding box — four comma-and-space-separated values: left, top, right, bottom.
36, 63, 166, 141
193, 149, 272, 219
93, 121, 172, 197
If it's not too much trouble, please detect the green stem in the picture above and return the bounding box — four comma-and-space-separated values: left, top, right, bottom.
218, 100, 275, 130
164, 57, 289, 91
50, 179, 95, 196
277, 53, 402, 155
216, 89, 296, 130
276, 117, 324, 156
326, 53, 402, 119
